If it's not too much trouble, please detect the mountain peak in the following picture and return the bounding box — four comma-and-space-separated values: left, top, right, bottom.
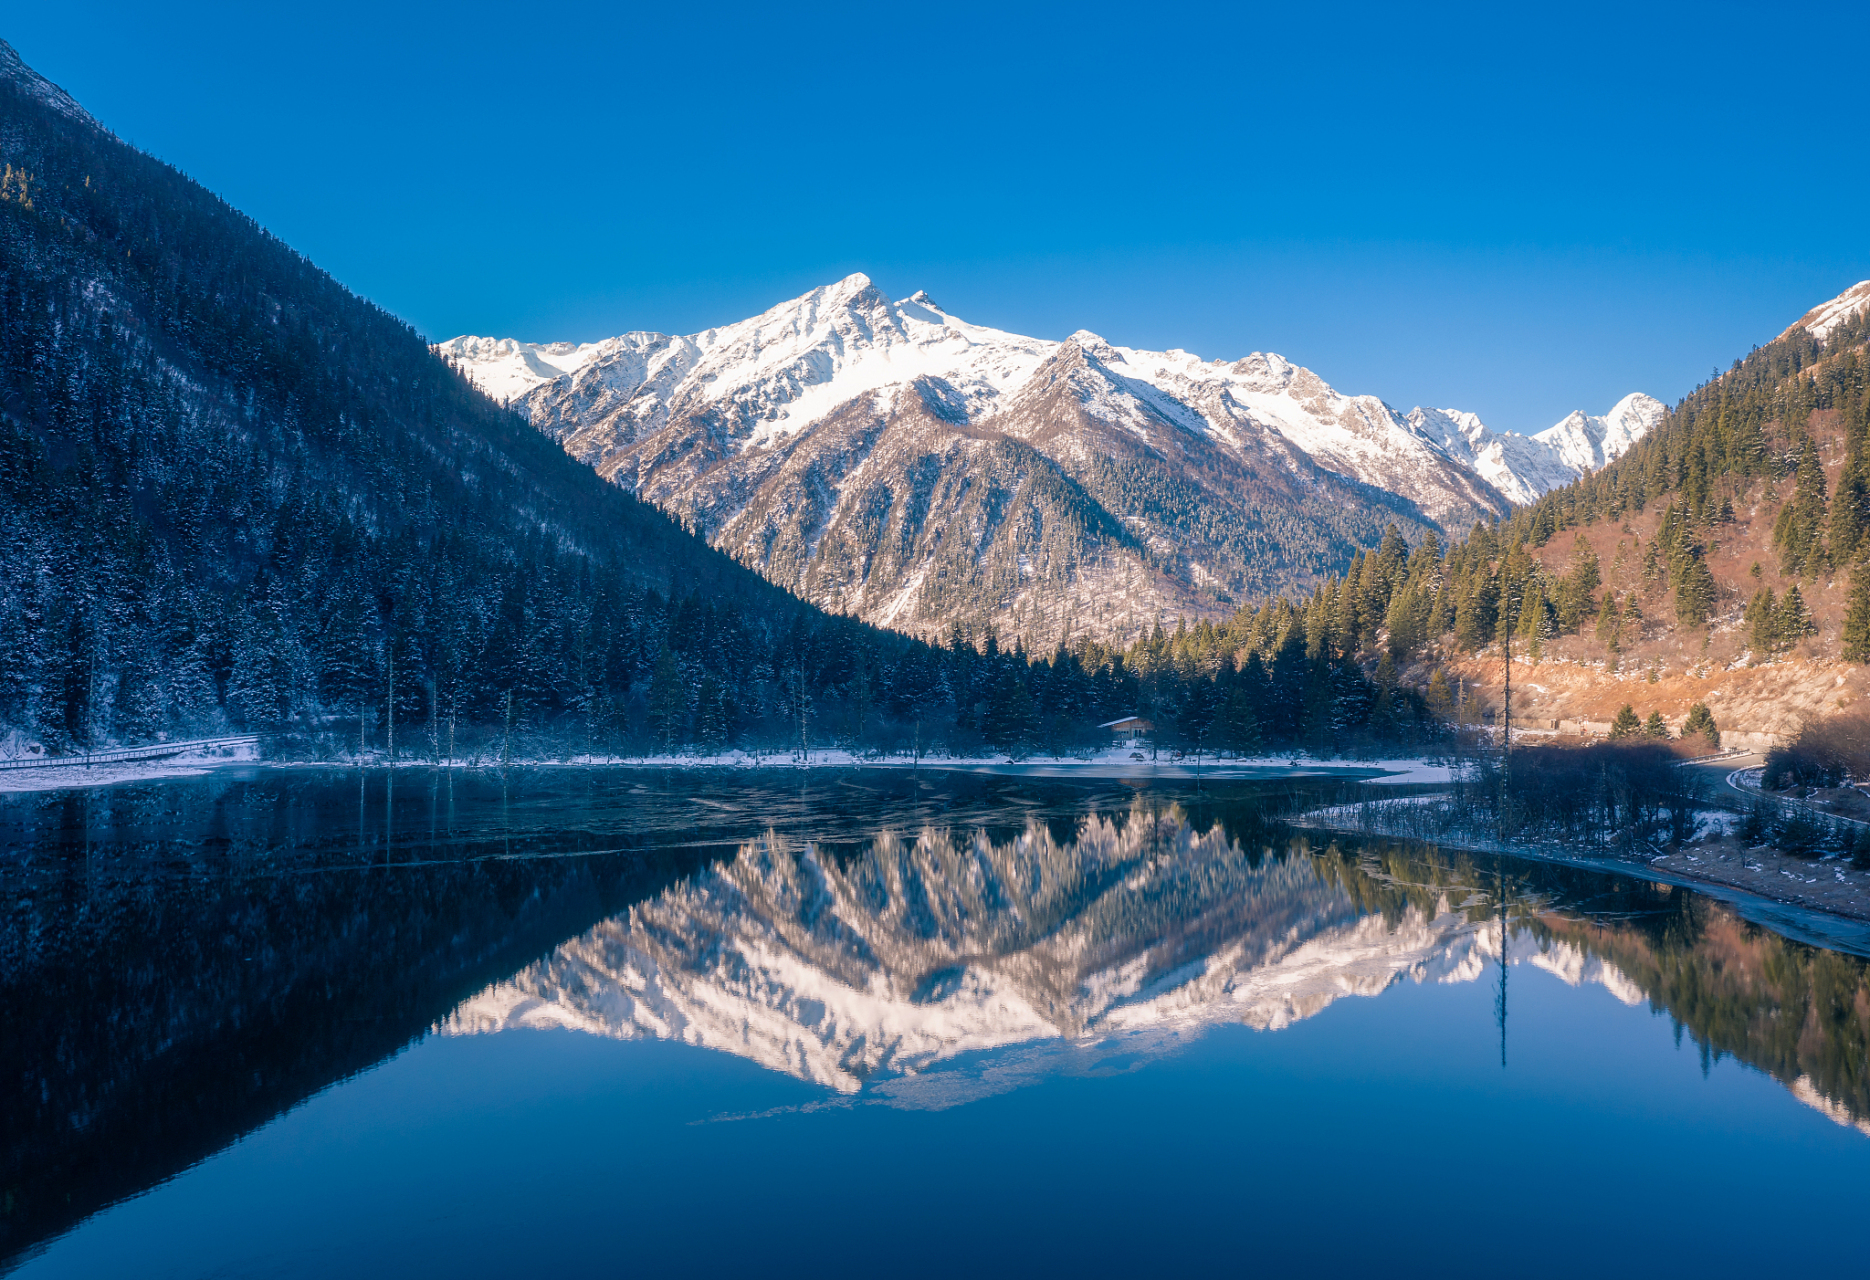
1063, 329, 1119, 360
824, 271, 875, 300
1782, 279, 1870, 343
0, 39, 104, 132
1406, 394, 1659, 506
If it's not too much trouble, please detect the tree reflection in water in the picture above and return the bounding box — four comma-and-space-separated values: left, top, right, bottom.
3, 767, 1867, 1267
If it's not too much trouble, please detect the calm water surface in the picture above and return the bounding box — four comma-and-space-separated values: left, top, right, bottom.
3, 767, 1868, 1277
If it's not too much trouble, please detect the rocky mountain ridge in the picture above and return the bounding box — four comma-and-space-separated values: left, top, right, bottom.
1408, 393, 1664, 505
440, 277, 1653, 643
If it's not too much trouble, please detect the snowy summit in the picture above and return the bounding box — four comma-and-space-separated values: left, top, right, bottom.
438, 276, 1656, 641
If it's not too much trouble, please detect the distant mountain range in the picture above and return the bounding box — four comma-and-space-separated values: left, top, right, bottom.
442, 278, 1658, 642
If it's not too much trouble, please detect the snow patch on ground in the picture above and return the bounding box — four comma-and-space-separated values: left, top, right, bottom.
0, 741, 260, 793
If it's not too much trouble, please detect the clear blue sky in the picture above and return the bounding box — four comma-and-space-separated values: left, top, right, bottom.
9, 2, 1867, 432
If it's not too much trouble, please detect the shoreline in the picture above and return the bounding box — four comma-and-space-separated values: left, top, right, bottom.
15, 748, 1869, 955
0, 749, 1453, 794
1293, 813, 1870, 958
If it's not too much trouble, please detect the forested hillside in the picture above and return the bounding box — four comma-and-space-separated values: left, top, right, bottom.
1191, 282, 1870, 744
0, 41, 1432, 761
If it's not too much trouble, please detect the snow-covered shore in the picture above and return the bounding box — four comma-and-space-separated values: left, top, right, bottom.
0, 740, 263, 793
0, 742, 1454, 793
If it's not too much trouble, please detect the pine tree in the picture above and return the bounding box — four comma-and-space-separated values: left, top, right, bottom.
695, 674, 730, 753
1774, 585, 1817, 648
1643, 710, 1670, 739
1515, 582, 1551, 663
1177, 679, 1222, 763
1843, 564, 1870, 663
1608, 704, 1641, 739
1594, 593, 1623, 657
1830, 410, 1870, 563
1773, 436, 1829, 577
1223, 685, 1261, 756
1453, 570, 1498, 652
647, 645, 685, 754
1746, 587, 1778, 658
1001, 680, 1038, 758
1673, 551, 1716, 627
1554, 533, 1601, 632
1424, 668, 1453, 721
1681, 702, 1720, 748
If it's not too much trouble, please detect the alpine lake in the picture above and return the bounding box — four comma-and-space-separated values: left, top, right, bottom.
3, 764, 1868, 1278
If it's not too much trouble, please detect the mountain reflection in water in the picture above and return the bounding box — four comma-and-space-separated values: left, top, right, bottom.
4, 767, 1869, 1270
441, 795, 1870, 1127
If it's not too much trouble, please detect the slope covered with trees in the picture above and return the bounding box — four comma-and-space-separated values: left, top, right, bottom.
1206, 285, 1870, 744
0, 43, 1429, 762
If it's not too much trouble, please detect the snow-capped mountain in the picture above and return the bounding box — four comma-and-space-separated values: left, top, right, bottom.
1782, 279, 1870, 343
1407, 393, 1665, 506
439, 276, 1649, 641
440, 805, 1642, 1107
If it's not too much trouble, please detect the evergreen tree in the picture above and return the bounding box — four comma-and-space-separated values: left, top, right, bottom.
1681, 702, 1720, 748
1829, 408, 1870, 563
1844, 565, 1870, 663
1223, 685, 1261, 756
1643, 710, 1670, 739
1515, 582, 1552, 662
1772, 436, 1829, 577
1000, 680, 1038, 757
1553, 533, 1601, 632
1608, 704, 1642, 739
695, 674, 731, 753
1673, 551, 1717, 627
1774, 585, 1817, 648
647, 646, 685, 754
1746, 587, 1779, 657
1594, 593, 1623, 658
1424, 668, 1453, 721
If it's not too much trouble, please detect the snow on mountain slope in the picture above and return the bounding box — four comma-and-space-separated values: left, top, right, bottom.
438, 275, 1640, 640
1782, 279, 1870, 343
0, 38, 103, 132
439, 807, 1641, 1105
432, 335, 621, 406
442, 274, 1495, 517
1537, 392, 1665, 472
439, 275, 1054, 451
1406, 393, 1663, 506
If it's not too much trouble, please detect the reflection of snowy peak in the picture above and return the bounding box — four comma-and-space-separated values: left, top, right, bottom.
1407, 393, 1664, 506
442, 807, 1642, 1103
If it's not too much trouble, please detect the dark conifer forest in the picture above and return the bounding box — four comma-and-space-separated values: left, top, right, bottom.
0, 52, 1432, 761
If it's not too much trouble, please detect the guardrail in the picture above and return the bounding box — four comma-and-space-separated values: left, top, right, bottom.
1673, 748, 1754, 767
1720, 763, 1870, 829
0, 735, 261, 772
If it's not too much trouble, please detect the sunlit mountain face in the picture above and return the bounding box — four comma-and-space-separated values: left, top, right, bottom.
441, 793, 1870, 1126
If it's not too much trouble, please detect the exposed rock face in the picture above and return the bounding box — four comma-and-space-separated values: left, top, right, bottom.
440, 276, 1646, 642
